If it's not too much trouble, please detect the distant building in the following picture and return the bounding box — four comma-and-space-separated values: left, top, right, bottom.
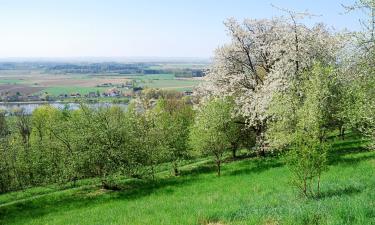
184, 91, 193, 96
70, 93, 81, 98
132, 87, 143, 93
27, 95, 40, 101
104, 88, 120, 97
88, 92, 97, 98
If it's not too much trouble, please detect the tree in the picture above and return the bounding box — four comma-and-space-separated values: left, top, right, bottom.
339, 0, 375, 145
0, 110, 9, 137
343, 0, 375, 55
286, 133, 328, 197
190, 98, 237, 176
0, 111, 12, 192
154, 97, 194, 176
78, 105, 130, 188
126, 103, 165, 180
268, 63, 332, 197
197, 16, 340, 155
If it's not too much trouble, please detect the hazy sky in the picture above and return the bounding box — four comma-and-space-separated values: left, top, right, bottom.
0, 0, 363, 58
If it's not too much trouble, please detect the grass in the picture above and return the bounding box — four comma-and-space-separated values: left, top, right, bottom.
38, 74, 201, 95
0, 79, 25, 84
0, 134, 374, 225
141, 79, 200, 89
40, 87, 107, 96
122, 74, 176, 80
119, 73, 201, 91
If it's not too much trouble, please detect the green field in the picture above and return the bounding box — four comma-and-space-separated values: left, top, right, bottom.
122, 74, 176, 80
141, 79, 200, 90
1, 134, 374, 225
40, 87, 107, 96
0, 79, 25, 84
0, 71, 202, 96
122, 74, 201, 91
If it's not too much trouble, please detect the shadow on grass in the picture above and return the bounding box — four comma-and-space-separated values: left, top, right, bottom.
179, 163, 217, 177
0, 175, 197, 224
317, 185, 363, 199
328, 136, 374, 165
0, 155, 282, 224
228, 158, 283, 176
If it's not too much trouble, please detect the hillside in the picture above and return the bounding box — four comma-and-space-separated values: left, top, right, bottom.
0, 134, 374, 225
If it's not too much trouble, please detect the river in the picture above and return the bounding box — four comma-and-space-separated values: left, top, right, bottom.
0, 102, 128, 115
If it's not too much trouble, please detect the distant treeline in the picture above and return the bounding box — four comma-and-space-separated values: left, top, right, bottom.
0, 62, 205, 77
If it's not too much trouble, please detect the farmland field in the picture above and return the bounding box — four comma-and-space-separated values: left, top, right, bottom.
0, 84, 43, 96
0, 67, 204, 97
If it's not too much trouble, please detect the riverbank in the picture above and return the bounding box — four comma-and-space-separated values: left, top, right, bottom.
0, 101, 128, 115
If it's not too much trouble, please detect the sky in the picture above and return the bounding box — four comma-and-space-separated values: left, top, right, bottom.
0, 0, 364, 59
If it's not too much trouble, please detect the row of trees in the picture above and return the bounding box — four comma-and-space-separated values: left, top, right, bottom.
1, 0, 373, 198
0, 89, 254, 193
196, 0, 374, 197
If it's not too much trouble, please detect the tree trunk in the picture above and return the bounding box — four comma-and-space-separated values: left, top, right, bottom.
216, 160, 221, 176
232, 148, 237, 159
340, 126, 345, 140
255, 126, 266, 157
173, 161, 179, 176
317, 174, 321, 197
151, 165, 155, 180
303, 178, 307, 197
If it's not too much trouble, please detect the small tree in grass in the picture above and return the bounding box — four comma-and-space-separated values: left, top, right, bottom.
154, 97, 194, 176
286, 133, 328, 197
268, 63, 332, 197
189, 98, 237, 176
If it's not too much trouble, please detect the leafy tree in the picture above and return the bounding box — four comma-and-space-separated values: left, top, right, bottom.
78, 105, 130, 188
154, 97, 194, 176
190, 98, 237, 176
286, 133, 328, 197
0, 111, 9, 137
339, 0, 375, 144
268, 63, 332, 197
0, 111, 12, 192
196, 17, 340, 155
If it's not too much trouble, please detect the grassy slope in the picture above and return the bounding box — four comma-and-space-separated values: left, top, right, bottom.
0, 135, 374, 225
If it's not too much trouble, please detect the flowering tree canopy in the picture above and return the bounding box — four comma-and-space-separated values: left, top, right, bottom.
197, 17, 341, 148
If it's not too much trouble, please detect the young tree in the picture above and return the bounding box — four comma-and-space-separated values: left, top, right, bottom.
77, 105, 130, 188
341, 0, 375, 144
268, 63, 332, 197
0, 111, 12, 192
190, 98, 238, 176
154, 97, 194, 176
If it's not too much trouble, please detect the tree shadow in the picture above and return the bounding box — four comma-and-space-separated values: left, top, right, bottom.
316, 185, 363, 199
328, 137, 374, 165
179, 163, 217, 177
227, 158, 283, 176
0, 175, 198, 224
329, 154, 375, 166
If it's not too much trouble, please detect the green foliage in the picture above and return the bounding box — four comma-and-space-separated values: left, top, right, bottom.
285, 133, 329, 197
0, 135, 374, 225
154, 96, 194, 175
268, 63, 334, 197
340, 55, 375, 145
190, 98, 242, 176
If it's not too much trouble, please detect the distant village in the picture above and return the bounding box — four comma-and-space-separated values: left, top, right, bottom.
0, 82, 144, 102
0, 82, 193, 102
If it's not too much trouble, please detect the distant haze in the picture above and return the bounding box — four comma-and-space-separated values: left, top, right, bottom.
0, 0, 363, 58
0, 57, 211, 63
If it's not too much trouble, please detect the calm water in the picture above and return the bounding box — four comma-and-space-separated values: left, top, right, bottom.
0, 102, 128, 115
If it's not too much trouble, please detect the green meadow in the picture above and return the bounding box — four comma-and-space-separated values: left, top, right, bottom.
40, 87, 107, 96
1, 134, 374, 225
